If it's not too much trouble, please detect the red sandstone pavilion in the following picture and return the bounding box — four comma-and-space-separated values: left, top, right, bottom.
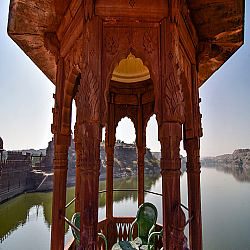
7, 1, 244, 249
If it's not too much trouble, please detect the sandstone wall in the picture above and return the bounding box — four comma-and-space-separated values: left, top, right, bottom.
0, 152, 32, 203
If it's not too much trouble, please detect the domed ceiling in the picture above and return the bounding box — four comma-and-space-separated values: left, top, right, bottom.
111, 53, 150, 83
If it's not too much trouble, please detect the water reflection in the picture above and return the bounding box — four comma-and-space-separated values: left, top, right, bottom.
0, 174, 161, 244
0, 192, 52, 243
203, 165, 250, 182
1, 169, 250, 250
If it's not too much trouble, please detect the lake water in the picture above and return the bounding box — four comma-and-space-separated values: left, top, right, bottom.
0, 167, 250, 250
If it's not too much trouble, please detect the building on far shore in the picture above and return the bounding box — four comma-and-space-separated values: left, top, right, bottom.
0, 137, 32, 203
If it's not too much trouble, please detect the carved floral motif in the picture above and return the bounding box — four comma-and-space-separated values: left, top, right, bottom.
143, 29, 155, 54
105, 32, 119, 55
76, 64, 100, 122
165, 73, 185, 123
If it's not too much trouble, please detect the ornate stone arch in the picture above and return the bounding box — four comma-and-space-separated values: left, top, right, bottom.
61, 67, 81, 135
101, 37, 160, 127
143, 111, 156, 142
115, 114, 137, 134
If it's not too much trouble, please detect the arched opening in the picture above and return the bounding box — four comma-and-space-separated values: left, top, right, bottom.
99, 53, 161, 248
71, 99, 76, 131
144, 114, 162, 224
146, 115, 161, 153
106, 52, 155, 207
115, 117, 136, 144
113, 117, 138, 217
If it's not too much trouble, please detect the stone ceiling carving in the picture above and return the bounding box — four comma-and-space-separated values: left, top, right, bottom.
7, 0, 244, 87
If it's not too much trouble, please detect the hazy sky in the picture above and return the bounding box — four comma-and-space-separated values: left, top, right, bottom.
0, 0, 249, 157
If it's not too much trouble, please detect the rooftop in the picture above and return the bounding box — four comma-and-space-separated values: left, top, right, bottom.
7, 0, 244, 86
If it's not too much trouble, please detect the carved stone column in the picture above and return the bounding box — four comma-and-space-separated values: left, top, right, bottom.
183, 62, 202, 250
137, 146, 145, 206
105, 144, 115, 249
185, 137, 202, 250
51, 58, 71, 250
106, 94, 115, 219
106, 144, 114, 217
137, 101, 145, 206
74, 123, 82, 212
51, 134, 70, 250
159, 122, 182, 250
105, 94, 116, 249
78, 122, 101, 250
75, 13, 102, 249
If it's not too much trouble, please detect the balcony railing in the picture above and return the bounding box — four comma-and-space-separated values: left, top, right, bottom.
65, 217, 163, 250
63, 190, 192, 250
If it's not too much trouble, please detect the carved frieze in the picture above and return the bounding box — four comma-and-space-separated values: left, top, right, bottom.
76, 64, 100, 123
102, 23, 159, 71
